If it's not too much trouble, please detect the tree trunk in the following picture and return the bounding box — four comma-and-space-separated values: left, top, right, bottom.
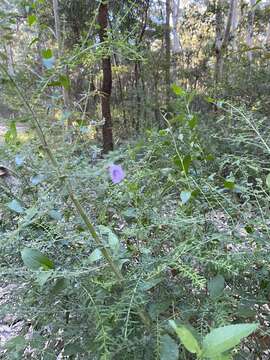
98, 2, 113, 154
266, 20, 270, 46
266, 1, 270, 46
231, 0, 239, 49
171, 0, 181, 54
246, 0, 256, 63
134, 0, 149, 130
215, 0, 236, 82
171, 0, 182, 82
52, 0, 70, 113
215, 0, 224, 82
113, 53, 127, 127
165, 0, 171, 107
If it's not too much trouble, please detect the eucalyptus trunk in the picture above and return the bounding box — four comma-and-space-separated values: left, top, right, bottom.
171, 0, 181, 54
246, 0, 256, 63
215, 0, 236, 82
165, 0, 171, 107
231, 0, 239, 49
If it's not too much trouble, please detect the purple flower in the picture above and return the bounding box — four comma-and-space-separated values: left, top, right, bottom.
109, 164, 125, 184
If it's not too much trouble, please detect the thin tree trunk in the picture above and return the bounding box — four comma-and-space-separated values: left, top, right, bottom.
52, 0, 70, 114
134, 62, 141, 130
171, 0, 181, 54
171, 0, 181, 82
215, 0, 224, 82
231, 0, 239, 49
98, 2, 113, 154
215, 0, 236, 82
53, 0, 61, 52
108, 18, 127, 128
265, 1, 270, 46
113, 54, 127, 127
165, 0, 171, 107
246, 0, 256, 63
266, 20, 270, 46
134, 0, 149, 130
138, 62, 147, 126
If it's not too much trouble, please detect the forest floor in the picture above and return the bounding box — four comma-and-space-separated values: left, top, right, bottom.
0, 284, 23, 350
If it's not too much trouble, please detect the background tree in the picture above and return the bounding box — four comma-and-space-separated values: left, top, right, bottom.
98, 1, 113, 153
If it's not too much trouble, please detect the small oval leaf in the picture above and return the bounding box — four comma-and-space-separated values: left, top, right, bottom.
180, 191, 191, 205
7, 199, 25, 214
208, 275, 225, 299
171, 84, 186, 96
21, 248, 54, 271
89, 248, 103, 263
224, 180, 235, 190
27, 14, 37, 26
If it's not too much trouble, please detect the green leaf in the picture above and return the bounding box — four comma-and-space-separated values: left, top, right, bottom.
47, 80, 62, 87
108, 232, 119, 253
208, 275, 225, 299
237, 306, 256, 319
41, 48, 53, 59
27, 14, 36, 26
15, 154, 25, 166
224, 180, 235, 190
4, 120, 17, 144
21, 207, 38, 227
47, 75, 70, 88
266, 173, 270, 189
51, 278, 69, 295
31, 174, 45, 185
48, 209, 62, 221
205, 96, 215, 103
21, 248, 54, 271
7, 199, 25, 214
171, 84, 186, 96
5, 336, 26, 351
98, 225, 120, 254
160, 335, 179, 360
183, 154, 192, 175
180, 191, 191, 205
214, 353, 233, 360
139, 277, 163, 291
64, 343, 84, 356
59, 74, 71, 89
89, 248, 103, 263
188, 115, 198, 129
122, 207, 138, 220
36, 270, 53, 286
169, 320, 201, 355
202, 323, 259, 358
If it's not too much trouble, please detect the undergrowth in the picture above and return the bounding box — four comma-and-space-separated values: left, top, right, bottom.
0, 91, 270, 359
